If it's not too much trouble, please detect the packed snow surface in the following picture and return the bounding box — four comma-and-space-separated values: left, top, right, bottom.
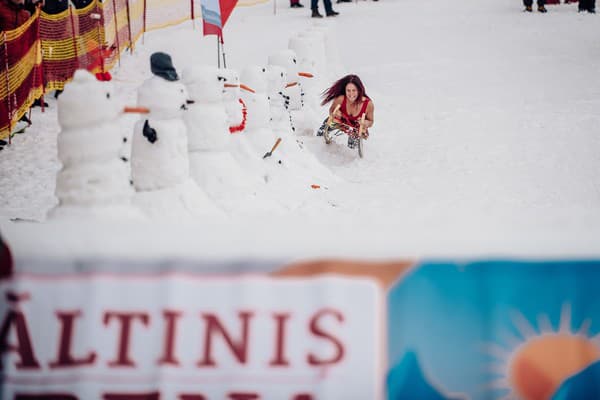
1, 0, 599, 259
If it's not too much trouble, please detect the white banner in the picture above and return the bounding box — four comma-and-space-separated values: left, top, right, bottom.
0, 272, 383, 400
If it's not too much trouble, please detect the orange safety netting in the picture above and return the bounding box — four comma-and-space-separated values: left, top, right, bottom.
2, 0, 267, 141
0, 9, 43, 141
40, 1, 105, 93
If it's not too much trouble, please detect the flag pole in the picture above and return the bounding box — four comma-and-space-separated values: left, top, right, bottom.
217, 35, 221, 68
220, 34, 227, 69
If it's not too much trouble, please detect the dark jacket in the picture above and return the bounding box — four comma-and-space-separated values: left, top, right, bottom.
41, 0, 68, 14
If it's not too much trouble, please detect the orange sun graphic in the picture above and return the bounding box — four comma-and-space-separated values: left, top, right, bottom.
487, 304, 600, 400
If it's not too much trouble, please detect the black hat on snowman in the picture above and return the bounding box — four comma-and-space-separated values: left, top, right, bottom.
150, 52, 179, 81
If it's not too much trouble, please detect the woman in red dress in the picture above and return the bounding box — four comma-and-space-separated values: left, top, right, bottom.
318, 74, 374, 148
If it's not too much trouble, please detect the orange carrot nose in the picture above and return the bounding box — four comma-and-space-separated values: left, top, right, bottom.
239, 84, 255, 93
298, 72, 314, 78
123, 106, 150, 114
285, 81, 298, 88
224, 83, 239, 88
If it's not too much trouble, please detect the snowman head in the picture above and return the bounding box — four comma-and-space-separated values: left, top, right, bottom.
182, 66, 224, 104
289, 37, 318, 73
265, 65, 287, 96
219, 68, 240, 102
58, 69, 120, 130
137, 76, 189, 119
268, 50, 299, 85
240, 66, 267, 95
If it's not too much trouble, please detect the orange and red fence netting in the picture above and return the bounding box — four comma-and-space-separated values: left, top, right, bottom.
1, 9, 43, 141
1, 0, 269, 141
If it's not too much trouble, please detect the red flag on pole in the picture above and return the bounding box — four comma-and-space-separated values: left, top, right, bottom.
200, 0, 238, 37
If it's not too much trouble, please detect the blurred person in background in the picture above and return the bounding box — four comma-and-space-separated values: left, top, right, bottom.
290, 0, 304, 8
41, 0, 68, 13
0, 0, 31, 30
311, 0, 338, 17
523, 0, 547, 12
578, 0, 595, 12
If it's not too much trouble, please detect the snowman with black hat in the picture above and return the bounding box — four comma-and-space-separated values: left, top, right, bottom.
131, 52, 222, 218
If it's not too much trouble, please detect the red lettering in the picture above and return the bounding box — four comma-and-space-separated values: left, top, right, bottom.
197, 311, 253, 367
49, 311, 96, 368
179, 396, 206, 400
228, 394, 259, 400
158, 310, 182, 366
103, 392, 159, 400
292, 395, 314, 400
307, 309, 345, 366
269, 313, 290, 367
0, 308, 40, 370
103, 312, 150, 367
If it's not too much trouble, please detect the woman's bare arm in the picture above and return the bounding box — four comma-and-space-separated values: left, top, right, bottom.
329, 96, 344, 118
363, 101, 374, 128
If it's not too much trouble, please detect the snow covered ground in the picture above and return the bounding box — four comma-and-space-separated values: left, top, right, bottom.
1, 0, 599, 259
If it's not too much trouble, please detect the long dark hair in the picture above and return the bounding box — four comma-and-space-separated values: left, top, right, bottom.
320, 74, 369, 106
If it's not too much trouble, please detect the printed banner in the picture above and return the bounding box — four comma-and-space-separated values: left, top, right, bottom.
386, 260, 600, 400
0, 270, 383, 399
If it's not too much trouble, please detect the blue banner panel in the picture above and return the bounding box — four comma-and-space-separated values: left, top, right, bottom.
387, 260, 600, 400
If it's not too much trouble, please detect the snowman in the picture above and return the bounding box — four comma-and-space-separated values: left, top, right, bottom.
262, 65, 335, 187
182, 65, 283, 214
307, 23, 344, 79
288, 36, 323, 134
131, 52, 222, 218
50, 69, 142, 219
220, 68, 248, 134
239, 65, 278, 151
291, 31, 328, 82
268, 49, 314, 135
265, 65, 294, 136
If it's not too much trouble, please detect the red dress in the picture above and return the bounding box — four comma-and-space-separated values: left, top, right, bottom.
340, 96, 370, 128
337, 96, 370, 137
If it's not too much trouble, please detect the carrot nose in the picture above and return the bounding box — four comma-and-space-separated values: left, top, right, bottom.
123, 106, 150, 114
239, 84, 255, 93
298, 72, 314, 78
224, 83, 239, 88
285, 81, 298, 88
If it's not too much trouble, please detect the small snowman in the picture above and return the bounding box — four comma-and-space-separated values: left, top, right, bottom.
50, 69, 141, 219
220, 68, 250, 134
307, 23, 344, 78
240, 65, 278, 150
268, 49, 314, 135
182, 65, 282, 214
265, 65, 294, 136
131, 53, 190, 191
131, 52, 222, 218
182, 66, 231, 153
288, 36, 323, 134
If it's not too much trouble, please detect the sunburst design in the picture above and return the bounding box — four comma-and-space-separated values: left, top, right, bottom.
484, 304, 600, 400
